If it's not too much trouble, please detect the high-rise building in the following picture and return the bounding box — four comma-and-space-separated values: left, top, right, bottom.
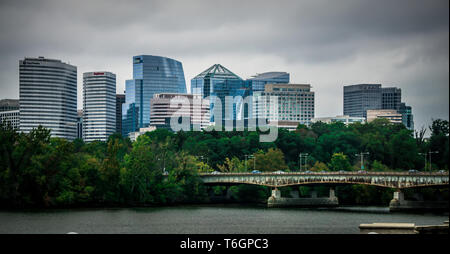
19, 57, 77, 140
83, 71, 116, 142
191, 64, 249, 125
246, 72, 290, 92
122, 55, 186, 136
0, 99, 20, 129
150, 93, 210, 131
382, 87, 402, 110
343, 84, 382, 118
398, 103, 414, 131
116, 94, 125, 134
253, 83, 315, 126
77, 109, 83, 139
343, 84, 414, 130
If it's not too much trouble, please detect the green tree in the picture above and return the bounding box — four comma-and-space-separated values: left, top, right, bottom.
98, 138, 123, 203
428, 119, 449, 170
217, 157, 246, 172
328, 153, 352, 171
165, 152, 207, 203
253, 148, 288, 172
310, 161, 329, 172
371, 160, 390, 172
387, 129, 418, 170
0, 124, 51, 207
122, 135, 160, 204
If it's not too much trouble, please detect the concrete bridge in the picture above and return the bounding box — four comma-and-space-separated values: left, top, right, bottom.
198, 171, 449, 211
199, 171, 449, 189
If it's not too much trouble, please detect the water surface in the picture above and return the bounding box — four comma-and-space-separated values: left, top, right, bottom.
0, 205, 447, 234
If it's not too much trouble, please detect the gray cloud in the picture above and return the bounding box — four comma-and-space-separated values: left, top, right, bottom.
0, 0, 448, 134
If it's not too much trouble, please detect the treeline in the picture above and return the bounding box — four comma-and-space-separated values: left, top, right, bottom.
0, 118, 448, 208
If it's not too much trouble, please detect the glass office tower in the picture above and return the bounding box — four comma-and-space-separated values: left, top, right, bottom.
382, 87, 402, 111
246, 72, 290, 92
398, 103, 414, 131
122, 55, 186, 136
191, 64, 248, 124
116, 94, 125, 134
19, 57, 77, 140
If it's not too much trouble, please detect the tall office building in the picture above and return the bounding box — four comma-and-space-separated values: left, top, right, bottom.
343, 84, 382, 118
19, 57, 77, 140
122, 55, 186, 136
150, 93, 210, 131
382, 87, 402, 110
253, 83, 315, 127
0, 99, 20, 129
83, 72, 116, 142
343, 84, 414, 130
398, 103, 414, 131
191, 64, 249, 124
116, 94, 125, 134
246, 72, 290, 92
76, 109, 83, 139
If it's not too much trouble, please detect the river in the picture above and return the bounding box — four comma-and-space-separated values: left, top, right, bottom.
0, 205, 447, 234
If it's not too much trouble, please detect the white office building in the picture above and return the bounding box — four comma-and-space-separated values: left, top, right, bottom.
253, 83, 315, 127
150, 93, 211, 131
0, 110, 20, 129
83, 72, 116, 142
19, 57, 77, 140
366, 109, 403, 124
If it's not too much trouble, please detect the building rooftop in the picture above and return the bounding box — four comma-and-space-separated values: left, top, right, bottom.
193, 64, 242, 80
0, 99, 19, 106
248, 72, 289, 80
0, 99, 19, 111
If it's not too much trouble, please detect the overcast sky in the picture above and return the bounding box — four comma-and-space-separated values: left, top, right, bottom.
0, 0, 448, 134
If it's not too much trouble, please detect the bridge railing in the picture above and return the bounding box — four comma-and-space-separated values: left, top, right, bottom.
199, 171, 449, 176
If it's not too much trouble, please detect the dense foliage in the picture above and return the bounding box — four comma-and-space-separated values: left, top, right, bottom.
0, 118, 448, 208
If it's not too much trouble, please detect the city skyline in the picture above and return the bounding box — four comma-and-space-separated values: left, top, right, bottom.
0, 0, 448, 135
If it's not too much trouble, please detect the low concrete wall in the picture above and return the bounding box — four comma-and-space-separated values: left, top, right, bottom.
360, 222, 449, 234
359, 223, 416, 234
267, 196, 339, 208
414, 225, 449, 234
389, 199, 449, 213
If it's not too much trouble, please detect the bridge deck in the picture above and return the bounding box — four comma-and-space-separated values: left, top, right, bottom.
199, 172, 449, 188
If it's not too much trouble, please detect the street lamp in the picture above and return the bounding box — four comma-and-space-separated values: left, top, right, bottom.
197, 155, 209, 172
157, 157, 166, 174
248, 155, 255, 170
355, 152, 369, 170
428, 151, 439, 172
299, 153, 309, 171
418, 153, 427, 171
245, 155, 251, 171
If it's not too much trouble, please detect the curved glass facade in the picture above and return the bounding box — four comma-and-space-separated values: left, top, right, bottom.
246, 72, 290, 92
122, 55, 186, 136
19, 57, 77, 140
